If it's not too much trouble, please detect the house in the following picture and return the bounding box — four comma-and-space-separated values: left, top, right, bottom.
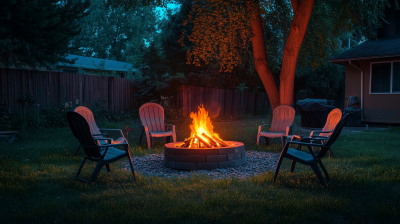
55, 54, 136, 78
329, 2, 400, 124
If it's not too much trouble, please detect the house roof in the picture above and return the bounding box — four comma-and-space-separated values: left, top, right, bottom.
57, 54, 136, 72
329, 36, 400, 63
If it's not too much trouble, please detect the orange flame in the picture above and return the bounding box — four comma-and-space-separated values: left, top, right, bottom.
190, 105, 214, 138
179, 105, 226, 148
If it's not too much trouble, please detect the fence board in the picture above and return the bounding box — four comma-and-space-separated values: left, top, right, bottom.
178, 85, 346, 118
0, 68, 135, 114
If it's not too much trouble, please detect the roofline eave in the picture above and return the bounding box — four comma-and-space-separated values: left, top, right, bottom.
329, 53, 400, 63
57, 64, 136, 72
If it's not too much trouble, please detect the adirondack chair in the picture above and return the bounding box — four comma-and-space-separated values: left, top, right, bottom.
67, 111, 136, 183
73, 106, 127, 156
138, 102, 176, 150
273, 113, 349, 186
257, 105, 296, 146
288, 108, 342, 157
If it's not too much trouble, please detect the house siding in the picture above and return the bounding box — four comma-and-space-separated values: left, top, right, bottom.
345, 58, 400, 124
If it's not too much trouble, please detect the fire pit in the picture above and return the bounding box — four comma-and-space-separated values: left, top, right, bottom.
164, 105, 246, 170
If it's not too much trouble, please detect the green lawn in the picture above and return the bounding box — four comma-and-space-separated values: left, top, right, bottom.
1, 115, 399, 223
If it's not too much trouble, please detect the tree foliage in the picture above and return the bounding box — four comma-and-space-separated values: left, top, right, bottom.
0, 0, 90, 68
71, 0, 158, 62
179, 0, 255, 72
110, 0, 397, 108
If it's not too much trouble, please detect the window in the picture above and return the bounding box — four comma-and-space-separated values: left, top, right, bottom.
370, 61, 400, 94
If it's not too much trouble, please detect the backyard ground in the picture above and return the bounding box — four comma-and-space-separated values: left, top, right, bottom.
0, 115, 399, 223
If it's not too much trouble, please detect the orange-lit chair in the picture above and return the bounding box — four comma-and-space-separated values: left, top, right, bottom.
289, 108, 342, 157
257, 105, 296, 146
138, 102, 176, 150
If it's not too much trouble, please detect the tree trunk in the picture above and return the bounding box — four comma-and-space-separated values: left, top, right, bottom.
245, 0, 314, 110
280, 0, 314, 106
245, 0, 280, 110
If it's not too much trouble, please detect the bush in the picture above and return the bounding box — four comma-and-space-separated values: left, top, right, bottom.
0, 95, 137, 131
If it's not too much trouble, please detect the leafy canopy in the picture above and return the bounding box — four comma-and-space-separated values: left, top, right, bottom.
0, 0, 90, 68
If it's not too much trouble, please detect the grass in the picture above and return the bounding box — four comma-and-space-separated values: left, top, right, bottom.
1, 115, 400, 223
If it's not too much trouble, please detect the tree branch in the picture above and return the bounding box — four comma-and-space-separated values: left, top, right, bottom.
245, 0, 280, 109
291, 0, 300, 14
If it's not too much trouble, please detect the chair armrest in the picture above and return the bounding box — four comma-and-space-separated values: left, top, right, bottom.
258, 124, 271, 133
285, 124, 295, 136
99, 129, 125, 138
101, 143, 128, 147
93, 137, 113, 144
310, 130, 332, 136
93, 137, 113, 140
290, 135, 303, 141
92, 133, 107, 136
165, 124, 176, 133
286, 141, 324, 147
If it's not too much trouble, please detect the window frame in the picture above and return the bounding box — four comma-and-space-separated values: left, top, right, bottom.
370, 60, 400, 94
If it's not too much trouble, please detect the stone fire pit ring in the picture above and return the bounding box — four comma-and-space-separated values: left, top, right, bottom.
164, 141, 246, 170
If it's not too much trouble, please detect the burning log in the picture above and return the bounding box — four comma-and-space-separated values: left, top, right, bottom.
194, 134, 211, 148
201, 133, 218, 147
211, 135, 228, 147
182, 137, 193, 148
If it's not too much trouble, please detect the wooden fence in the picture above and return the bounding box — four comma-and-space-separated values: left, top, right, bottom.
0, 68, 135, 114
177, 85, 271, 118
177, 85, 345, 118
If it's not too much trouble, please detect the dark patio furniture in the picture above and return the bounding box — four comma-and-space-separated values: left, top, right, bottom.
73, 106, 127, 156
273, 113, 349, 186
67, 111, 136, 183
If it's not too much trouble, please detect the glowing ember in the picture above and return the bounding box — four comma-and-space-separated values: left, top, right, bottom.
179, 105, 228, 148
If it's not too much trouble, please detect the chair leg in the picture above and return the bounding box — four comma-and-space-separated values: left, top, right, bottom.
273, 143, 289, 182
90, 161, 106, 183
329, 148, 335, 158
106, 164, 111, 173
310, 162, 326, 186
139, 126, 144, 145
127, 153, 136, 181
144, 127, 151, 150
290, 161, 296, 172
172, 133, 176, 142
74, 145, 81, 156
76, 157, 87, 178
264, 137, 270, 146
319, 161, 330, 181
281, 136, 286, 146
256, 134, 260, 145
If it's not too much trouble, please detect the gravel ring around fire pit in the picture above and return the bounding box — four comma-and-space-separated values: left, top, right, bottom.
123, 151, 280, 180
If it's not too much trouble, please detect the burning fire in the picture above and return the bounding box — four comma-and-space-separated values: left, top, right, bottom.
180, 105, 228, 148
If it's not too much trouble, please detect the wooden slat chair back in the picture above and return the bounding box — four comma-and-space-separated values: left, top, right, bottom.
73, 106, 127, 156
257, 105, 295, 146
319, 108, 342, 137
139, 103, 166, 133
67, 111, 136, 183
68, 111, 102, 158
270, 105, 296, 132
273, 114, 349, 186
139, 102, 177, 150
316, 113, 349, 159
74, 106, 101, 135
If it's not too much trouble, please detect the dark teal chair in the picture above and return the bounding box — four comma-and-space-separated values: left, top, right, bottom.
273, 114, 349, 186
67, 111, 136, 183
